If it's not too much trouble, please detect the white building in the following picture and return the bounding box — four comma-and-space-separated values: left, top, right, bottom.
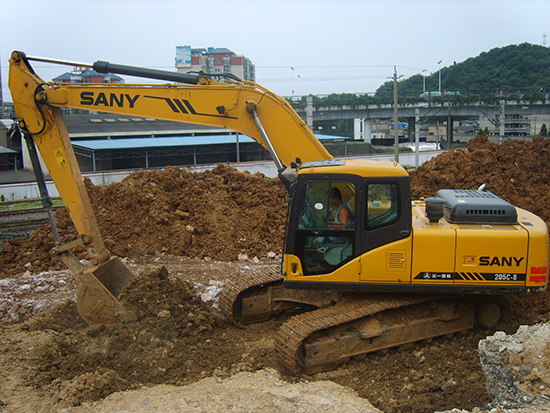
175, 46, 255, 82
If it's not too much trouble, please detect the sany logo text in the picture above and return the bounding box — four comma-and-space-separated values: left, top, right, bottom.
80, 92, 140, 108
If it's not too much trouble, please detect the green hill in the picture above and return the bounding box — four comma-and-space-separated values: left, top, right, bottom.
376, 42, 550, 101
290, 43, 550, 113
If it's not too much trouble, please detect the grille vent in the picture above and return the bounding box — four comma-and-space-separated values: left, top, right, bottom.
388, 251, 405, 271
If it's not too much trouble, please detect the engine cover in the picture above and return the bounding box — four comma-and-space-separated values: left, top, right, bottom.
436, 189, 517, 224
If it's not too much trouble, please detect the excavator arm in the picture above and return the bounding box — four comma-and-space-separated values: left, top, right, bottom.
8, 50, 331, 325
10, 51, 331, 168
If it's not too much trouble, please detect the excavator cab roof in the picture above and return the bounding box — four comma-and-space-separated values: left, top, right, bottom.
298, 158, 409, 178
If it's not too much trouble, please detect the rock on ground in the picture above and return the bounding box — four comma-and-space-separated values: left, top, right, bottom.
478, 322, 550, 410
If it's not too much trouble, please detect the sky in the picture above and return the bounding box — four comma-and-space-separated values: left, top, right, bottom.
1, 0, 549, 102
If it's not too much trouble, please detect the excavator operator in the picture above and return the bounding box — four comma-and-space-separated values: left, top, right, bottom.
328, 187, 352, 229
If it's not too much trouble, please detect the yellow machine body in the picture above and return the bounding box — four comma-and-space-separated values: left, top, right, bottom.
282, 160, 548, 294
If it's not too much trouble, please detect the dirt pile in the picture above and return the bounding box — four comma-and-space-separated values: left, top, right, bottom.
410, 135, 550, 227
7, 265, 274, 409
0, 164, 287, 277
0, 263, 495, 413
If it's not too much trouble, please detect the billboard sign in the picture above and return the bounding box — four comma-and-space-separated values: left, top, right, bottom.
176, 45, 192, 68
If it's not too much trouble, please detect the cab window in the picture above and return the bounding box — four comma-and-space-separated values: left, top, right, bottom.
366, 183, 399, 229
297, 182, 356, 274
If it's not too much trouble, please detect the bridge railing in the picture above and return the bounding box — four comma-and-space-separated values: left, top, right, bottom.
285, 88, 550, 111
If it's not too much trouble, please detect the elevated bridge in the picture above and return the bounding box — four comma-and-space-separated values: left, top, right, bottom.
291, 97, 550, 141
292, 99, 549, 122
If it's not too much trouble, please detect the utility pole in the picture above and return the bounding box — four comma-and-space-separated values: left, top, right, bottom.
499, 101, 505, 143
236, 132, 240, 162
438, 60, 442, 92
392, 66, 402, 163
422, 69, 427, 93
415, 107, 420, 167
447, 105, 452, 150
306, 95, 313, 129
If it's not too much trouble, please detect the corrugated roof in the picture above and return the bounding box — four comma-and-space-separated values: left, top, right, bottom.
72, 135, 256, 150
72, 133, 345, 151
65, 114, 224, 137
63, 115, 349, 142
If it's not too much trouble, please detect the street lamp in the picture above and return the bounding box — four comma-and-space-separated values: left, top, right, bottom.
438, 60, 442, 93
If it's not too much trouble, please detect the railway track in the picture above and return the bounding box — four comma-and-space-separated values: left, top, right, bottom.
0, 199, 63, 242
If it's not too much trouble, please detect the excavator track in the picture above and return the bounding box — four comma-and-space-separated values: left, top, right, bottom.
218, 265, 283, 323
218, 265, 341, 324
220, 270, 498, 375
275, 294, 477, 374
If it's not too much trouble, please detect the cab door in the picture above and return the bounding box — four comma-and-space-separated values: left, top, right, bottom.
286, 174, 360, 276
359, 177, 413, 284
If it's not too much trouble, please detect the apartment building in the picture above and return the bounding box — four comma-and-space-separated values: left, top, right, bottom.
175, 46, 255, 82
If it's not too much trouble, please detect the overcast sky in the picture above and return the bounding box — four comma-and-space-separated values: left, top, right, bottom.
1, 0, 549, 101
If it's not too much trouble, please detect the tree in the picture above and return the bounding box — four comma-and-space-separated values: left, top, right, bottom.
540, 124, 548, 137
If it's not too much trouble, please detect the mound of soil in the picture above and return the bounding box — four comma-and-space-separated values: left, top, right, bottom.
68, 368, 382, 413
0, 164, 287, 277
410, 135, 550, 227
0, 263, 494, 413
3, 265, 282, 409
17, 266, 247, 407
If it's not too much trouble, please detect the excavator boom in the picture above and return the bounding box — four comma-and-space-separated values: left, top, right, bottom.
11, 52, 332, 168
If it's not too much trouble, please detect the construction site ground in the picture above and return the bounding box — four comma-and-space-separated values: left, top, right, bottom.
1, 135, 550, 413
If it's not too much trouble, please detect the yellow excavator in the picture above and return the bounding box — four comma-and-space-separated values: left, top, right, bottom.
9, 51, 549, 374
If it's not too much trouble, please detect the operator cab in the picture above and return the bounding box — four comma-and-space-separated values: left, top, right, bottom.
284, 160, 412, 277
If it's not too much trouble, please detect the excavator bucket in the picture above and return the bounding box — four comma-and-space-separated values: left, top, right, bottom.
75, 256, 136, 325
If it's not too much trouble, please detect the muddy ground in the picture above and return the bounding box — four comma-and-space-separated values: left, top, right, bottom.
1, 135, 550, 413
